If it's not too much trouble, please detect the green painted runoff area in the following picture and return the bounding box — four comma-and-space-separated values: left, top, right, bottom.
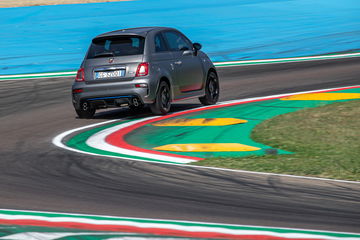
125, 88, 360, 159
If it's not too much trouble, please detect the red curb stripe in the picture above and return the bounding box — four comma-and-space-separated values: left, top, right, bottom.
106, 85, 360, 161
106, 120, 203, 161
0, 219, 324, 240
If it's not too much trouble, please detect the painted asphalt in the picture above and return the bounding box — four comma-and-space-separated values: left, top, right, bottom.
58, 85, 360, 165
0, 58, 360, 235
1, 209, 359, 240
1, 0, 360, 75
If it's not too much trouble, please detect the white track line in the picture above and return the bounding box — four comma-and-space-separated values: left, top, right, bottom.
2, 52, 360, 81
214, 52, 360, 66
0, 71, 77, 79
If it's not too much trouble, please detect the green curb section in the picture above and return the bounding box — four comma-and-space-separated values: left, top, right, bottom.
0, 209, 359, 239
125, 88, 360, 159
66, 121, 183, 164
0, 225, 191, 240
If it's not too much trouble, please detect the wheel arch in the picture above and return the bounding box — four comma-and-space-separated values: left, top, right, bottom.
201, 67, 218, 93
208, 67, 218, 76
157, 76, 173, 100
160, 76, 170, 86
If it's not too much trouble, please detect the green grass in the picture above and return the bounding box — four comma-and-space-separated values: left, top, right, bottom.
193, 100, 360, 181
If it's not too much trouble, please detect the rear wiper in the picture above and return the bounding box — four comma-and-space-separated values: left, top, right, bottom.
93, 52, 114, 58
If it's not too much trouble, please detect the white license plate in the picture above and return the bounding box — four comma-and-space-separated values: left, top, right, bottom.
96, 70, 125, 79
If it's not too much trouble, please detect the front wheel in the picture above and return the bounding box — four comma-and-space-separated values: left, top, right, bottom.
150, 81, 171, 115
75, 101, 96, 119
199, 71, 219, 105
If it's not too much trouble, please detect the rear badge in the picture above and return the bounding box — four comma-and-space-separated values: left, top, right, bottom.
108, 58, 114, 63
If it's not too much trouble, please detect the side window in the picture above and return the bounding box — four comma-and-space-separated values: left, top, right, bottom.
163, 31, 192, 51
154, 33, 167, 52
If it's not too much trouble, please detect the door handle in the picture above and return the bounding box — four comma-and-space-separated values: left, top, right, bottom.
174, 61, 182, 65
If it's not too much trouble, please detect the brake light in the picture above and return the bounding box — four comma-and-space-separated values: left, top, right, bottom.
135, 83, 148, 88
75, 68, 85, 82
72, 88, 83, 93
135, 62, 149, 77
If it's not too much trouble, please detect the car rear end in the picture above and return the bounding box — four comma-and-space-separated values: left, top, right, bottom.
72, 33, 151, 116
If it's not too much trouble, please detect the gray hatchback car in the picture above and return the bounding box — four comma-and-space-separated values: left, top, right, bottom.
72, 27, 219, 118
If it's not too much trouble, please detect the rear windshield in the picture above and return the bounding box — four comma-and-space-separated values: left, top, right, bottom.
87, 36, 145, 59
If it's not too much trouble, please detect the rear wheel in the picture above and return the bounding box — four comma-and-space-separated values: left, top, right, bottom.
76, 101, 96, 119
199, 71, 219, 105
150, 81, 171, 115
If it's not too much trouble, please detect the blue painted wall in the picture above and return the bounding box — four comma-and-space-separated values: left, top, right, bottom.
0, 0, 359, 75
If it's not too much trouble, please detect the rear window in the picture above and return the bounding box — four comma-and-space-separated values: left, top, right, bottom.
87, 36, 145, 59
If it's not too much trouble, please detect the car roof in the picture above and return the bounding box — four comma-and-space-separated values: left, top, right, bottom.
94, 27, 175, 39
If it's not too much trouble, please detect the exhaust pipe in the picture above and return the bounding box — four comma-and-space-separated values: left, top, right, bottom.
132, 98, 140, 107
82, 101, 89, 111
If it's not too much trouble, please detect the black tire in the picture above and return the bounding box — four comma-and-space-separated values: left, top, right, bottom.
199, 71, 220, 105
150, 81, 171, 115
75, 101, 96, 119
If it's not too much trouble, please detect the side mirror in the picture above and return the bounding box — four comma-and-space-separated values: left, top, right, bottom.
193, 43, 202, 56
193, 43, 202, 51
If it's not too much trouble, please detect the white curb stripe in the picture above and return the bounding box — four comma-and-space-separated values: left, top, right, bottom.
1, 209, 359, 238
86, 117, 195, 164
0, 232, 135, 240
0, 214, 358, 239
52, 119, 118, 155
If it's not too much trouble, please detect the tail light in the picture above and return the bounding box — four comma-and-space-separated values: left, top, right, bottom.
135, 62, 149, 77
72, 88, 83, 93
75, 68, 85, 82
135, 83, 148, 88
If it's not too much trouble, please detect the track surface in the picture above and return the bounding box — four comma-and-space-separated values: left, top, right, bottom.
1, 58, 360, 233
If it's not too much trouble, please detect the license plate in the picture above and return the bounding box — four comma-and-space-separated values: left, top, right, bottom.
95, 70, 125, 79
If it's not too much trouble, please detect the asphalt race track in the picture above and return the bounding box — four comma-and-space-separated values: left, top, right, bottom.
1, 57, 360, 233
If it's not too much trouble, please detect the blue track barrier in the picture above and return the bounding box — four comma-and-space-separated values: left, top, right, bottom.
0, 0, 359, 75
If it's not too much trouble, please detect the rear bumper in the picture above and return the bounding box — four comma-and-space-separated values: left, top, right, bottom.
72, 78, 155, 110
